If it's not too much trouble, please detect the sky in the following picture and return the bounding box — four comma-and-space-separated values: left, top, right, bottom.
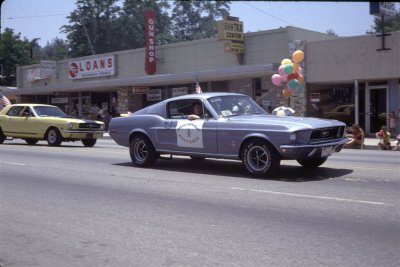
1, 1, 399, 47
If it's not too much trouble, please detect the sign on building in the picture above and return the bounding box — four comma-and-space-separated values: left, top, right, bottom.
40, 60, 57, 79
132, 87, 150, 94
68, 55, 115, 79
217, 19, 244, 41
145, 9, 156, 75
147, 89, 162, 101
172, 87, 188, 97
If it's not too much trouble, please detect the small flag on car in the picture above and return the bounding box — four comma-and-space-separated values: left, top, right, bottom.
0, 92, 11, 106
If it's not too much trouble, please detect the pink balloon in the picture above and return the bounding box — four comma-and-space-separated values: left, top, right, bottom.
278, 65, 286, 76
280, 73, 288, 82
271, 74, 282, 86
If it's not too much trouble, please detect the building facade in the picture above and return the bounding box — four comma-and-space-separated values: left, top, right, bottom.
8, 26, 400, 136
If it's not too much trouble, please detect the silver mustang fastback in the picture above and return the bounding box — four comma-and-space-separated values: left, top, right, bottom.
109, 92, 348, 177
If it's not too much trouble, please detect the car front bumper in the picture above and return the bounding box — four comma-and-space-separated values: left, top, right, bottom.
62, 130, 104, 139
279, 138, 348, 159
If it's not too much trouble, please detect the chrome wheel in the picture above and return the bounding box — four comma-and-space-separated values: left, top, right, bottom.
129, 135, 157, 167
246, 145, 270, 172
241, 140, 280, 177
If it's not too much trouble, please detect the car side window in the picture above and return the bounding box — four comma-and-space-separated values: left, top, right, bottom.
7, 106, 25, 117
167, 99, 211, 119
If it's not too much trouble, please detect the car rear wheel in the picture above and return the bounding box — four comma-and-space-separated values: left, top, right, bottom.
241, 140, 280, 177
46, 127, 62, 146
82, 138, 97, 147
297, 157, 328, 168
130, 135, 157, 167
25, 139, 39, 145
0, 129, 6, 144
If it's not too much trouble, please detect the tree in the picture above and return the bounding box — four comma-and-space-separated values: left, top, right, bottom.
41, 38, 70, 61
62, 0, 121, 57
369, 9, 400, 33
116, 0, 173, 50
171, 0, 230, 42
326, 29, 338, 36
0, 28, 35, 86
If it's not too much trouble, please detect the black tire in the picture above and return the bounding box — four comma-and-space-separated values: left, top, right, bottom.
82, 138, 97, 147
46, 127, 62, 146
25, 139, 39, 145
297, 157, 328, 168
130, 135, 158, 167
190, 156, 205, 160
0, 129, 5, 144
241, 139, 280, 177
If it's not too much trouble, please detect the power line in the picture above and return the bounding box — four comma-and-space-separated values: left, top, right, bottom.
242, 2, 296, 27
7, 14, 68, 19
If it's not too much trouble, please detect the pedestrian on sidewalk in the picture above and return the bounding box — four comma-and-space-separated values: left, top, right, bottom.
376, 126, 391, 150
388, 111, 396, 138
345, 124, 364, 149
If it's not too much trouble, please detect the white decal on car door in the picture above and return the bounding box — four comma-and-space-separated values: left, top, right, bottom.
176, 120, 204, 148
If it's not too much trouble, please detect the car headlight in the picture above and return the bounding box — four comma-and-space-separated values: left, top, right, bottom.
67, 123, 73, 129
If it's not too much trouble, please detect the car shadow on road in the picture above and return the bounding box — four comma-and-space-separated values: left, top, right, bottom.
113, 157, 353, 182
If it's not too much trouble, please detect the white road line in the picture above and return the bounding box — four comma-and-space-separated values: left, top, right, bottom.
228, 187, 393, 206
0, 162, 28, 166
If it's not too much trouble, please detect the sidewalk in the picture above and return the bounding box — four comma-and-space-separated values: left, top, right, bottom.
101, 133, 398, 151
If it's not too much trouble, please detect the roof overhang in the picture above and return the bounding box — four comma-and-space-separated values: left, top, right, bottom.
17, 64, 275, 95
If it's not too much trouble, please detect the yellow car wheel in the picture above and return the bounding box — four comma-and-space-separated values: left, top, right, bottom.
46, 127, 62, 147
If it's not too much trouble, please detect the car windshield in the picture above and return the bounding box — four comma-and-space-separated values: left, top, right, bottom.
33, 106, 69, 117
207, 95, 266, 117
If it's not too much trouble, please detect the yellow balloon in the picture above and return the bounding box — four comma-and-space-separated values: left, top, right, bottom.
292, 50, 304, 63
281, 58, 292, 65
282, 88, 292, 97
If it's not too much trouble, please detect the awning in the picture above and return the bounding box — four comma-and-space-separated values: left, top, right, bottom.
17, 64, 276, 95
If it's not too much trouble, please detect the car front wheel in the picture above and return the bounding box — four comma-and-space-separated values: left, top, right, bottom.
296, 157, 328, 168
241, 140, 280, 177
46, 128, 62, 146
82, 138, 97, 147
130, 135, 157, 167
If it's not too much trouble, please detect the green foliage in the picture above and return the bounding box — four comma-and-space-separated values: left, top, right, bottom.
62, 0, 231, 57
41, 38, 70, 61
369, 9, 400, 33
0, 28, 35, 86
171, 0, 230, 42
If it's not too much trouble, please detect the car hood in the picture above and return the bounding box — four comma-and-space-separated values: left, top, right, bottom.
226, 114, 344, 130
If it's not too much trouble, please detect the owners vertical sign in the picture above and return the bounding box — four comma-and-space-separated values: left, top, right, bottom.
145, 9, 156, 75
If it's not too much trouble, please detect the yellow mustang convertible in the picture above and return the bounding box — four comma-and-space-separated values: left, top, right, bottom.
0, 104, 105, 147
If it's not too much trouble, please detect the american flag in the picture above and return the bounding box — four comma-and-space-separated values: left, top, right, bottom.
0, 92, 11, 106
194, 82, 202, 94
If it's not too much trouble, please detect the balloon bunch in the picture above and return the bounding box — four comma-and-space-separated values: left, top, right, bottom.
271, 50, 305, 97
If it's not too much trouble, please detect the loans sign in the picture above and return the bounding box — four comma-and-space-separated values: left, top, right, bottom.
68, 56, 115, 79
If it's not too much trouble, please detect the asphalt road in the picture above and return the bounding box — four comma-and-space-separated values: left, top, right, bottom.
1, 139, 399, 267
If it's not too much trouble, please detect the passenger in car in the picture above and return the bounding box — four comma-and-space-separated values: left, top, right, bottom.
188, 102, 203, 120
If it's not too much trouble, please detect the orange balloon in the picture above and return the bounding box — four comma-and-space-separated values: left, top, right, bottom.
292, 50, 304, 63
297, 73, 304, 83
282, 88, 292, 97
293, 63, 300, 73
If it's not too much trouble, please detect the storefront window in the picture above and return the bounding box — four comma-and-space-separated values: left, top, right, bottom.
307, 85, 354, 126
